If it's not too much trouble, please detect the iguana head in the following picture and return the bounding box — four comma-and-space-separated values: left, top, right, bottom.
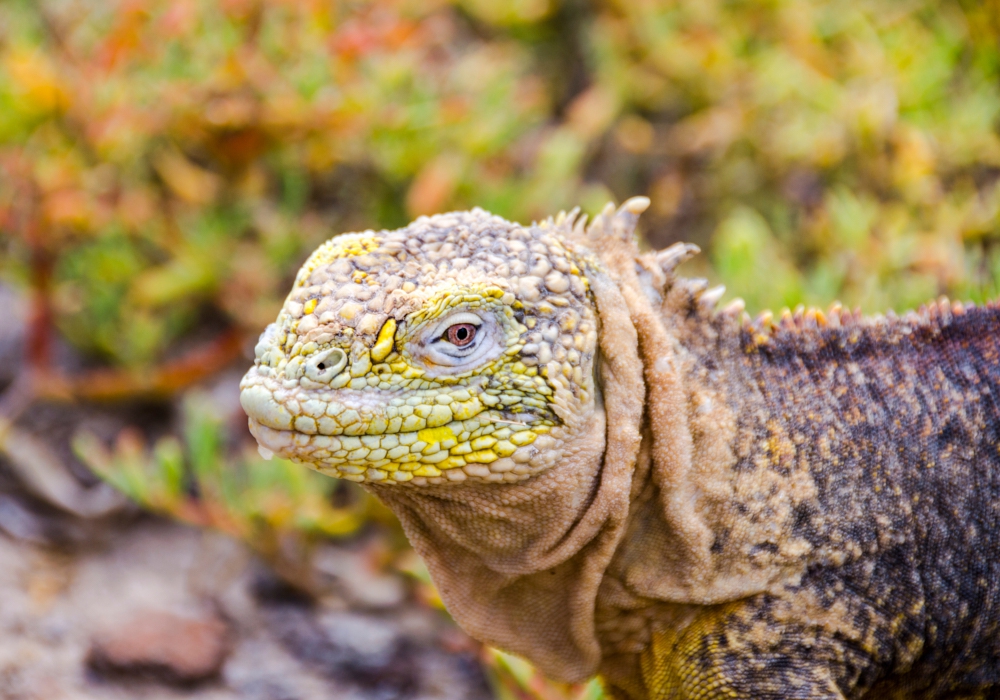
240, 206, 611, 486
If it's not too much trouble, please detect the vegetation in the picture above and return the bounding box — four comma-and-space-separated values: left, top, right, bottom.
73, 392, 381, 587
4, 0, 1000, 697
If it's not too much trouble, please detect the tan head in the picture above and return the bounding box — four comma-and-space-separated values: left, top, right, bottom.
239, 207, 609, 486
241, 201, 656, 681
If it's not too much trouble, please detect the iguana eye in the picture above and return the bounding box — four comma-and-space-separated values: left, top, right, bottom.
413, 310, 499, 373
444, 323, 477, 346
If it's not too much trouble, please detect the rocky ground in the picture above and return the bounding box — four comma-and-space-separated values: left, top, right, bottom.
0, 517, 492, 700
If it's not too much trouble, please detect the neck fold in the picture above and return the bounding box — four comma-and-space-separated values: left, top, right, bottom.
369, 265, 646, 682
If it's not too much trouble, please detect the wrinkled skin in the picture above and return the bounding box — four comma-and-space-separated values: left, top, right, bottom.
242, 199, 1000, 699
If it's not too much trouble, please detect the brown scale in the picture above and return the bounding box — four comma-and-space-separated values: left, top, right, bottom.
599, 248, 1000, 697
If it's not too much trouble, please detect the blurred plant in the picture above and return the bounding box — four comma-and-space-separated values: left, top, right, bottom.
587, 0, 1000, 312
482, 648, 606, 700
6, 0, 1000, 697
3, 0, 1000, 393
72, 390, 378, 589
0, 0, 553, 387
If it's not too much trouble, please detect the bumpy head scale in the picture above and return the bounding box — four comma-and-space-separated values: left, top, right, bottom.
240, 207, 620, 486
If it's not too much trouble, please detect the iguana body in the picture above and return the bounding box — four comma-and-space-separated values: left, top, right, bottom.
240, 199, 1000, 698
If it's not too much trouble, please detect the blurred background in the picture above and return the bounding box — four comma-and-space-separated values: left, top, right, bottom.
2, 0, 1000, 698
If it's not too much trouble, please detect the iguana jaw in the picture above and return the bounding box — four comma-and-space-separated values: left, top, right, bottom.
240, 367, 563, 485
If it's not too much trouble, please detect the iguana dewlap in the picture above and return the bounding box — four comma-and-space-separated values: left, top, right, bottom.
240, 199, 1000, 699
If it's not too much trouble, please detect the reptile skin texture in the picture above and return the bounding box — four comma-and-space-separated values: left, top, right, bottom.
241, 198, 1000, 699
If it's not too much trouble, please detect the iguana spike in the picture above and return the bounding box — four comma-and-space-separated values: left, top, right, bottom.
936, 296, 953, 322
779, 308, 794, 330
585, 213, 602, 239
825, 302, 842, 328
684, 278, 709, 310
803, 307, 819, 330
722, 298, 746, 316
610, 196, 650, 241
621, 196, 651, 215
564, 206, 581, 230
573, 212, 588, 237
587, 199, 649, 242
585, 202, 615, 239
698, 285, 726, 313
655, 243, 700, 276
689, 278, 709, 294
748, 310, 774, 339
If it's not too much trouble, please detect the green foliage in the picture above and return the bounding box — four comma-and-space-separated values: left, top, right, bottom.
712, 207, 804, 313
483, 647, 606, 700
586, 0, 1000, 311
73, 392, 374, 583
5, 0, 1000, 371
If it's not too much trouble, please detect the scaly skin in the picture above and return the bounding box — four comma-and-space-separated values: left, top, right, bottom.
241, 199, 1000, 699
239, 208, 600, 485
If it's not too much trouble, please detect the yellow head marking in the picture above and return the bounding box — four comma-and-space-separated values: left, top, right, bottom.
294, 233, 380, 286
418, 425, 456, 445
371, 318, 397, 362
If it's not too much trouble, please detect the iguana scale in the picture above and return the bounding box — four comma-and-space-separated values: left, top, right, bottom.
240, 198, 1000, 698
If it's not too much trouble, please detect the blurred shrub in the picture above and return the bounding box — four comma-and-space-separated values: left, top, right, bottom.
73, 391, 377, 587
588, 0, 1000, 312
0, 0, 554, 368
4, 0, 1000, 373
483, 647, 605, 700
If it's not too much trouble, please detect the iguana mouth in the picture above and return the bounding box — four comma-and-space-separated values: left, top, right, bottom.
240, 365, 554, 484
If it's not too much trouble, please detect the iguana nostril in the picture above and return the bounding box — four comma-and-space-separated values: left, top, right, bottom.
305, 347, 348, 382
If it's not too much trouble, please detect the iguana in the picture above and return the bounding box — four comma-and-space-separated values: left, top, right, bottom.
240, 198, 1000, 699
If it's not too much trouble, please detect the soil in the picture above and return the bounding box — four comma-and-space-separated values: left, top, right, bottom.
0, 514, 493, 700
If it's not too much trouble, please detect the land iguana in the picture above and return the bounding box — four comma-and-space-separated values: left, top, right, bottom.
240, 198, 1000, 698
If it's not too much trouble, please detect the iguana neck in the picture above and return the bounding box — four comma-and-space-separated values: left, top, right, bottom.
367, 408, 631, 683
364, 264, 646, 684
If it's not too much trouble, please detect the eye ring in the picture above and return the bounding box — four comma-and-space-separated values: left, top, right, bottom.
444, 323, 477, 347
413, 311, 498, 373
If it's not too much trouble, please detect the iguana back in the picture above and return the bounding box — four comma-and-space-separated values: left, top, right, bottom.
617, 299, 1000, 697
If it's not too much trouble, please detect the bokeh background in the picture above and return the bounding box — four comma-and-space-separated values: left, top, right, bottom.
2, 0, 1000, 698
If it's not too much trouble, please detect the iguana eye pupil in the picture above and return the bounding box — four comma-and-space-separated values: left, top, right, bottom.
317, 362, 326, 370
445, 323, 477, 346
